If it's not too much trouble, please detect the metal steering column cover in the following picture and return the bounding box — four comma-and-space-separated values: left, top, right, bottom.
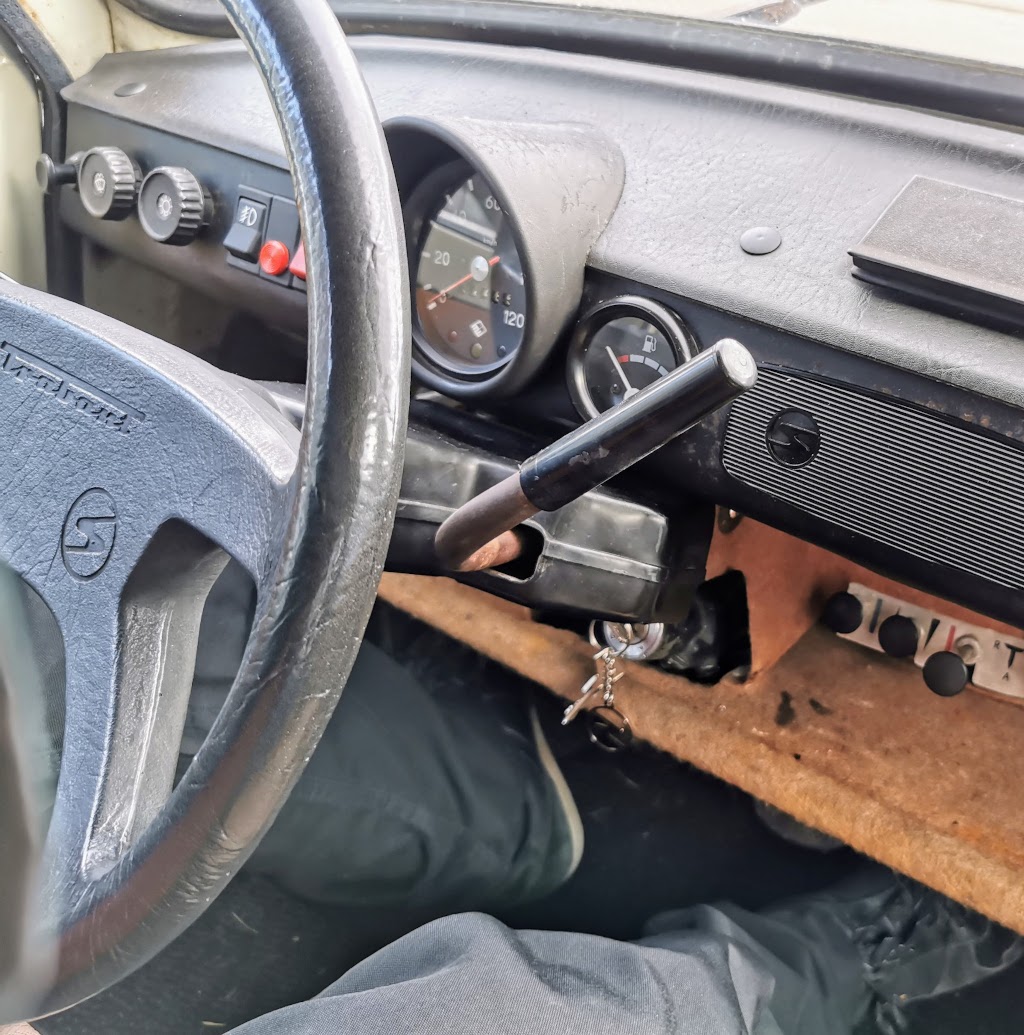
24, 0, 409, 1014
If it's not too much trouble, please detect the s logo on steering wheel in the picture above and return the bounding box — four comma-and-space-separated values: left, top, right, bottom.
61, 488, 118, 579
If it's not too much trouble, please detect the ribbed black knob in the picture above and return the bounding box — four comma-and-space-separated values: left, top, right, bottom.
923, 651, 969, 697
138, 166, 208, 245
821, 591, 863, 635
76, 147, 140, 220
878, 614, 919, 658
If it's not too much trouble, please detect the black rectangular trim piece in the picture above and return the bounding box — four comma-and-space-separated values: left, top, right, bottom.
851, 177, 1024, 333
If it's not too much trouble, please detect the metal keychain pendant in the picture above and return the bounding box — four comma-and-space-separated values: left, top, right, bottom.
562, 621, 635, 752
586, 705, 633, 752
562, 673, 604, 725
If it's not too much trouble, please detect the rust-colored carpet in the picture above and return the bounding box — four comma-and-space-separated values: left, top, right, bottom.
380, 569, 1024, 934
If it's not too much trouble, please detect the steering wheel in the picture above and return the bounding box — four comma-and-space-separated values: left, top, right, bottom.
0, 0, 408, 1015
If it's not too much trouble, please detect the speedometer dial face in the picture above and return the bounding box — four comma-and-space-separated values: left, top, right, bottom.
414, 167, 527, 374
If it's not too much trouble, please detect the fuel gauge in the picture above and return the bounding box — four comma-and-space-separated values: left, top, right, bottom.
567, 297, 697, 418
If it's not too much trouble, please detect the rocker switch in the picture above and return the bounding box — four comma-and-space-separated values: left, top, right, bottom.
224, 196, 268, 261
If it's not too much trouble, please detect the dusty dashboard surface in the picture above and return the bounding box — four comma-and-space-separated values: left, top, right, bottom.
54, 34, 1024, 928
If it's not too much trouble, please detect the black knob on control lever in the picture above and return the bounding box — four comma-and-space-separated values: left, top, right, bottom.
923, 651, 970, 697
821, 591, 863, 634
878, 614, 919, 658
435, 339, 757, 571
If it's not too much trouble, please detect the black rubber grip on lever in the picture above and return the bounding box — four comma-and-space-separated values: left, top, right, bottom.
519, 339, 757, 513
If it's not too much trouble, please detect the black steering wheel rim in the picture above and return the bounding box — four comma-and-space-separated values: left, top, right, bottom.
26, 0, 409, 1014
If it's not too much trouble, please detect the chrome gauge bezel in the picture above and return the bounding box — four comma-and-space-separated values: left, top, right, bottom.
405, 159, 528, 382
566, 296, 698, 419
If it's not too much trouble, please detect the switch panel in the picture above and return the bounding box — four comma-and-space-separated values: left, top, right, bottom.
224, 186, 304, 294
831, 582, 1024, 703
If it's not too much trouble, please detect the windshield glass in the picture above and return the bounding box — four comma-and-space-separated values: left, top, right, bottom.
518, 0, 1024, 71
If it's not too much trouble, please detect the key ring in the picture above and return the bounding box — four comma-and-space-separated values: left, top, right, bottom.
562, 621, 635, 751
586, 705, 633, 753
588, 620, 634, 657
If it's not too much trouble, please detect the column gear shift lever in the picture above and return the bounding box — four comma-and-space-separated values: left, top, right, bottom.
434, 338, 757, 572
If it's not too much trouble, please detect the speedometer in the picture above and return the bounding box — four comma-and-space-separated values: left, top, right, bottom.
412, 163, 527, 375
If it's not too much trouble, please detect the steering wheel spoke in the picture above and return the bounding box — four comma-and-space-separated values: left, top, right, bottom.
51, 524, 228, 882
0, 281, 300, 890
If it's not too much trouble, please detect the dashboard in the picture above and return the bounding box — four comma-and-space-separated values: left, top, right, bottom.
54, 35, 1024, 631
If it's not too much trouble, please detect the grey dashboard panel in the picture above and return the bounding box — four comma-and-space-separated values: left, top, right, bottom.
62, 36, 1024, 412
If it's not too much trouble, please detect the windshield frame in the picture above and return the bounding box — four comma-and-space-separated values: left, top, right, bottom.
119, 0, 1024, 129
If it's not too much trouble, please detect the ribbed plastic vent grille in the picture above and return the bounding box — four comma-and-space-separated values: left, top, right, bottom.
722, 369, 1024, 590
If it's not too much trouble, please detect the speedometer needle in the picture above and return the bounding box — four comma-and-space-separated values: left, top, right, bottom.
426, 255, 500, 308
606, 346, 639, 400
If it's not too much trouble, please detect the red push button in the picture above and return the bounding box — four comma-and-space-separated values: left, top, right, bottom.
259, 239, 290, 276
289, 242, 306, 281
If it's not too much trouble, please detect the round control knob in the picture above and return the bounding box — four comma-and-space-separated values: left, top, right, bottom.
138, 166, 208, 245
35, 152, 82, 195
821, 591, 863, 635
923, 651, 969, 697
76, 147, 140, 220
878, 614, 919, 658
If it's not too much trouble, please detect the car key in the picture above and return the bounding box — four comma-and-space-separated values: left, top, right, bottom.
562, 625, 627, 727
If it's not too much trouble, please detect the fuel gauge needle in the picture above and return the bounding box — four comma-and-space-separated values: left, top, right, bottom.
607, 346, 639, 400
426, 255, 500, 309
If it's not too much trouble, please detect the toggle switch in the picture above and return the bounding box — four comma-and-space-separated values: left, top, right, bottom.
289, 241, 306, 281
224, 196, 268, 261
